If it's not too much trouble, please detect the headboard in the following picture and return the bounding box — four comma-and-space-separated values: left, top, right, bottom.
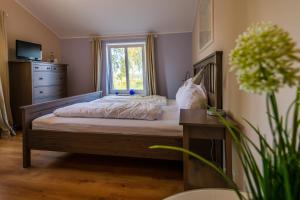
193, 51, 223, 109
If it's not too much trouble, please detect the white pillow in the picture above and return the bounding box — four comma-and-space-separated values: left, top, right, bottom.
176, 82, 207, 109
175, 79, 191, 102
183, 78, 193, 86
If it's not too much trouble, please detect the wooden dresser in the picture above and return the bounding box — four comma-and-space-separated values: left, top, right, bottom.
9, 61, 67, 127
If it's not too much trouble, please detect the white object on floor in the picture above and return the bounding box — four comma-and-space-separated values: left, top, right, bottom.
164, 189, 246, 200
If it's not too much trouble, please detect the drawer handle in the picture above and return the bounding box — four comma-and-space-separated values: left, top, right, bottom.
53, 67, 57, 70
47, 67, 51, 70
35, 67, 39, 69
39, 91, 44, 94
39, 77, 43, 80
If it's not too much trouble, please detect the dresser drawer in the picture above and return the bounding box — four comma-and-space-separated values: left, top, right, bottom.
33, 72, 65, 87
33, 64, 52, 71
33, 63, 67, 72
51, 65, 66, 72
33, 86, 66, 99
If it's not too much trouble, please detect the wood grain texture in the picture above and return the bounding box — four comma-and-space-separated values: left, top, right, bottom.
193, 51, 223, 109
22, 92, 103, 168
9, 62, 33, 128
180, 108, 233, 189
180, 109, 225, 128
0, 133, 183, 200
9, 61, 67, 127
28, 130, 182, 161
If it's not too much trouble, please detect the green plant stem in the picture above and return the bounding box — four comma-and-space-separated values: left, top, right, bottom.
266, 92, 278, 147
149, 145, 246, 200
218, 116, 263, 199
268, 93, 287, 151
268, 92, 295, 200
243, 118, 275, 153
292, 86, 300, 151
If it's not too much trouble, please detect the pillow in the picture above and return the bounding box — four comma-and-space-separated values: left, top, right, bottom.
175, 78, 193, 101
183, 78, 193, 86
176, 79, 191, 101
192, 67, 206, 85
176, 82, 207, 109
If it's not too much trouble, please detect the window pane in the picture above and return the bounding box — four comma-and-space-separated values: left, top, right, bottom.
111, 48, 127, 90
128, 47, 144, 90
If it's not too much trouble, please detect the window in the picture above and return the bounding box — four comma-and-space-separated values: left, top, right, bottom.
107, 42, 146, 95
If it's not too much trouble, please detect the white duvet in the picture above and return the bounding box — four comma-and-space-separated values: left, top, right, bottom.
100, 95, 167, 106
53, 95, 167, 120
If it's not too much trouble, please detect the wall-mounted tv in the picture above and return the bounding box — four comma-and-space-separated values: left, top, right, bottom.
16, 40, 42, 61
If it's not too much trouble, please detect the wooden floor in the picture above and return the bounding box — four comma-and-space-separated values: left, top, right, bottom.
0, 133, 183, 200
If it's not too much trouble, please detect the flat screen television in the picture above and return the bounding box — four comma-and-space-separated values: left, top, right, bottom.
16, 40, 42, 61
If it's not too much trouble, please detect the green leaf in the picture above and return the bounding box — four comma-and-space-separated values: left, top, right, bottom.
149, 145, 246, 200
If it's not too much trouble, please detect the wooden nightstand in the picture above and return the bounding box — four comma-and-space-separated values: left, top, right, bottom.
180, 109, 233, 190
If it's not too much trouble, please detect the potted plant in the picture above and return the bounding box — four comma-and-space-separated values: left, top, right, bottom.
151, 22, 300, 200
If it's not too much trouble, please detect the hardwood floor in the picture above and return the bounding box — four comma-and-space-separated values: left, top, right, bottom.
0, 133, 183, 200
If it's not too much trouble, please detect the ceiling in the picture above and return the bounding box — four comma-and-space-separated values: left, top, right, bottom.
16, 0, 198, 39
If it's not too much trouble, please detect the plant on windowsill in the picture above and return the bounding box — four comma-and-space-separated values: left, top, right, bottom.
151, 22, 300, 200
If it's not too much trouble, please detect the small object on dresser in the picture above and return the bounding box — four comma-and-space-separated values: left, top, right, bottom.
49, 52, 55, 63
207, 107, 226, 117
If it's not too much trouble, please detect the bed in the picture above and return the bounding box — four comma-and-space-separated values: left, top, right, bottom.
21, 51, 223, 168
32, 99, 182, 137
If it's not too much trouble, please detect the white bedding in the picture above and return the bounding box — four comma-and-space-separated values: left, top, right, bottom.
100, 95, 167, 106
33, 100, 182, 137
54, 95, 166, 120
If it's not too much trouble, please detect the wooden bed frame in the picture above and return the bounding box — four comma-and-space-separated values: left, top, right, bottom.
21, 51, 223, 168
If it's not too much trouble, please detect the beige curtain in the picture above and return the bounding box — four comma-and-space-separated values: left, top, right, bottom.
146, 33, 157, 95
92, 37, 102, 91
0, 11, 14, 136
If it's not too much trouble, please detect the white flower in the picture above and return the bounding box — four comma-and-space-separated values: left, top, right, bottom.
230, 22, 300, 93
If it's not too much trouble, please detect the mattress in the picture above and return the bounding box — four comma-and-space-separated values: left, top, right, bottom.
32, 100, 182, 137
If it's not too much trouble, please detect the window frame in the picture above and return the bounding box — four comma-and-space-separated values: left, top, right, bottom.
106, 42, 147, 95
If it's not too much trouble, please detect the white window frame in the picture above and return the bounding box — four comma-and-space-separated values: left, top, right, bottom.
106, 42, 147, 95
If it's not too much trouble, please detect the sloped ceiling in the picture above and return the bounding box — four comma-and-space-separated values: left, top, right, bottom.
16, 0, 198, 39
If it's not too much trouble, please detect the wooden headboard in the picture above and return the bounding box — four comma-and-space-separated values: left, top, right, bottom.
193, 51, 223, 109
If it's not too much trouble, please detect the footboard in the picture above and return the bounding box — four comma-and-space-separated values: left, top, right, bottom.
21, 91, 102, 167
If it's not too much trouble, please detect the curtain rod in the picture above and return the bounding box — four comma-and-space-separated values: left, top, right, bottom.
88, 33, 158, 42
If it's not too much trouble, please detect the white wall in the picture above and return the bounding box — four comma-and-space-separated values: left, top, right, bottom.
193, 0, 300, 188
241, 0, 300, 138
0, 0, 61, 61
